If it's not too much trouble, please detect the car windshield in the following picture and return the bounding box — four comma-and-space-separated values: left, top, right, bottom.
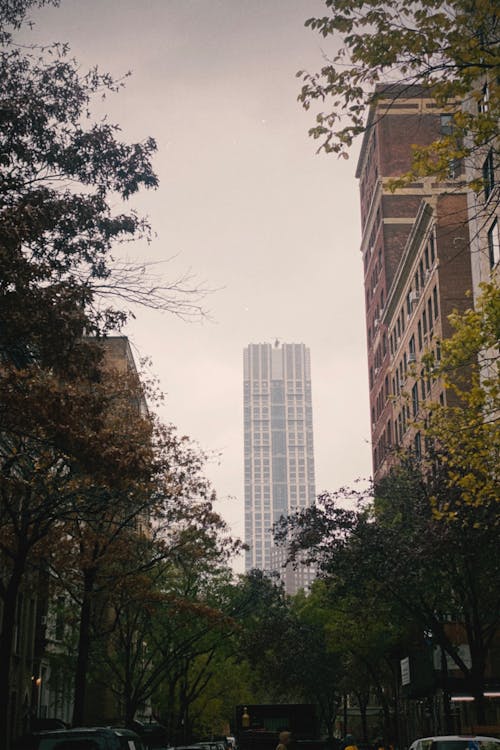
433, 742, 500, 750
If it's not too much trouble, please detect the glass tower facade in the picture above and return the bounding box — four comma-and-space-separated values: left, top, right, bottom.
243, 342, 316, 584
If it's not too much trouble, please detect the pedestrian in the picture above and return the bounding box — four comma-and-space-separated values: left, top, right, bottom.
276, 731, 292, 750
343, 735, 358, 750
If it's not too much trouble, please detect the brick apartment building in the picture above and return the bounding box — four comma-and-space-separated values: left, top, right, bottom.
356, 85, 474, 481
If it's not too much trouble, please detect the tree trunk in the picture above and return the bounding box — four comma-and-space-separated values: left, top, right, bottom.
440, 646, 454, 733
472, 675, 487, 726
0, 559, 27, 750
73, 568, 96, 726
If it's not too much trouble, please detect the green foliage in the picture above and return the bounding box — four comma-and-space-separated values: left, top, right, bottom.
0, 1, 216, 740
299, 0, 499, 184
425, 281, 500, 518
278, 464, 500, 727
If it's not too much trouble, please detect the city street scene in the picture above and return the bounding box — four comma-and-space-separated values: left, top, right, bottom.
0, 1, 499, 750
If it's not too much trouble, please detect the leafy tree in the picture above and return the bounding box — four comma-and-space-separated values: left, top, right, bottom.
0, 1, 212, 741
83, 479, 244, 735
277, 462, 500, 727
231, 570, 297, 702
0, 362, 154, 740
290, 587, 343, 740
1, 0, 207, 350
230, 570, 343, 735
301, 577, 412, 743
424, 281, 500, 519
298, 0, 499, 185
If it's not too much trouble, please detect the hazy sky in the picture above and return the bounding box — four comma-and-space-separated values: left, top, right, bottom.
26, 0, 371, 571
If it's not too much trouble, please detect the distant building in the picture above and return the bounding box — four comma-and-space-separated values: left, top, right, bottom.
243, 342, 316, 594
356, 84, 474, 480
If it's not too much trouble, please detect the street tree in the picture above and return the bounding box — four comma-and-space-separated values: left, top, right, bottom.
0, 1, 213, 741
290, 588, 343, 740
276, 462, 500, 726
424, 281, 500, 519
0, 363, 154, 741
96, 494, 239, 730
298, 0, 499, 185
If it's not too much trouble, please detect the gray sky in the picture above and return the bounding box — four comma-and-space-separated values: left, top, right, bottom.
27, 0, 371, 571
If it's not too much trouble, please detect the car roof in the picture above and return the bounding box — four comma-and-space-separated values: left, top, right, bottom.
36, 728, 141, 738
412, 738, 500, 743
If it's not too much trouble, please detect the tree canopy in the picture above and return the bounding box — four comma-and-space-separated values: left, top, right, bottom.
424, 281, 500, 519
0, 1, 221, 742
275, 461, 500, 728
298, 0, 499, 184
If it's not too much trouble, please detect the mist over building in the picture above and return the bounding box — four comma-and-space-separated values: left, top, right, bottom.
243, 341, 316, 594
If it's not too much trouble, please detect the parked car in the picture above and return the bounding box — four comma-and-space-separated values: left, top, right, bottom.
409, 736, 500, 750
30, 721, 69, 733
129, 721, 169, 749
14, 726, 145, 750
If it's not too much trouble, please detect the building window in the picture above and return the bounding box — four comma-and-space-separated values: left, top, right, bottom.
433, 285, 439, 319
440, 113, 454, 136
409, 336, 416, 365
414, 431, 422, 460
479, 82, 490, 114
483, 149, 495, 200
412, 383, 419, 417
429, 232, 436, 264
488, 219, 499, 268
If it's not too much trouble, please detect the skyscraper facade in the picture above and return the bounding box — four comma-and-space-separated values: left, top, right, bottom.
243, 342, 316, 593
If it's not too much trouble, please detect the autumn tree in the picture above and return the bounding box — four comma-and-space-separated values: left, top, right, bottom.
0, 359, 157, 739
423, 281, 500, 519
298, 0, 499, 184
0, 1, 213, 742
94, 486, 239, 731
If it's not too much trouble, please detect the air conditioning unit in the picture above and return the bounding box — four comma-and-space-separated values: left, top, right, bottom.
410, 290, 420, 305
374, 317, 380, 328
408, 352, 417, 363
425, 269, 432, 282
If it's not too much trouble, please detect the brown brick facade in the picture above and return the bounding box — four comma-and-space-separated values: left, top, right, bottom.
357, 87, 473, 480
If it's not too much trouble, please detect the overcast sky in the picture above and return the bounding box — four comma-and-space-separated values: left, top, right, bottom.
26, 0, 371, 572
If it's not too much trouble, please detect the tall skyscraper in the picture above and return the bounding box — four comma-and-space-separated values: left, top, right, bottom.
243, 341, 316, 593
